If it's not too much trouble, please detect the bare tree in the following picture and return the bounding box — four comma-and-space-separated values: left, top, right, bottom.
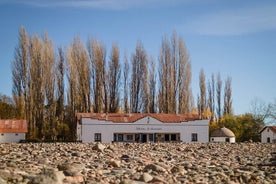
223, 76, 233, 115
207, 73, 215, 121
158, 32, 192, 114
148, 57, 156, 113
216, 73, 222, 123
250, 98, 271, 124
12, 26, 30, 120
42, 33, 56, 139
108, 43, 121, 113
199, 68, 206, 118
88, 38, 106, 113
123, 52, 130, 113
130, 41, 148, 113
56, 47, 65, 122
66, 36, 91, 139
29, 34, 44, 139
178, 35, 192, 114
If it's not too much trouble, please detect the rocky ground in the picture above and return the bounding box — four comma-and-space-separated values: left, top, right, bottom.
0, 142, 275, 184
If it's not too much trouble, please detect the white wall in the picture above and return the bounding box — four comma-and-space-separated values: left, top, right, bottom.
261, 127, 276, 143
210, 137, 235, 143
0, 133, 25, 143
78, 116, 209, 143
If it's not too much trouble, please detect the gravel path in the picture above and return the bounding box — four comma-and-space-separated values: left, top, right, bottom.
0, 142, 275, 184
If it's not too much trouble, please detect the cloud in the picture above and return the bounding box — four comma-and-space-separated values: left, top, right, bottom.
185, 5, 276, 36
1, 0, 186, 10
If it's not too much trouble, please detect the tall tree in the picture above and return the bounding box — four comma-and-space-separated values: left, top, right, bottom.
123, 52, 130, 113
88, 38, 106, 113
216, 73, 222, 124
178, 35, 192, 114
66, 36, 90, 139
130, 41, 148, 113
158, 32, 192, 114
199, 68, 206, 118
108, 43, 121, 113
207, 73, 215, 121
148, 57, 156, 113
56, 47, 65, 122
12, 26, 29, 121
223, 76, 233, 115
29, 34, 44, 139
42, 33, 56, 139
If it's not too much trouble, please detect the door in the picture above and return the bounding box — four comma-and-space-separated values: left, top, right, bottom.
142, 134, 147, 143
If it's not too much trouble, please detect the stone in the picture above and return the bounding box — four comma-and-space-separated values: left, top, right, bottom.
0, 142, 275, 183
140, 173, 153, 183
109, 160, 121, 167
30, 169, 65, 184
92, 143, 106, 152
121, 154, 131, 162
143, 164, 166, 173
0, 176, 6, 184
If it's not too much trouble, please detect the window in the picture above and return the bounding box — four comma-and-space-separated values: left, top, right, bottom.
267, 137, 270, 143
118, 134, 123, 142
15, 133, 18, 136
171, 134, 176, 141
149, 134, 154, 142
126, 134, 134, 141
165, 134, 170, 141
191, 133, 198, 142
1, 134, 4, 136
94, 133, 101, 142
225, 138, 230, 142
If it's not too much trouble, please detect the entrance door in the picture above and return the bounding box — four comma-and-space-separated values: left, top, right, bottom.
142, 134, 147, 143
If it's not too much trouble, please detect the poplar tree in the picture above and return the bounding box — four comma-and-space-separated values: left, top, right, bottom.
148, 57, 156, 113
123, 53, 130, 113
66, 36, 90, 139
207, 73, 215, 121
42, 33, 56, 139
108, 43, 121, 113
12, 26, 29, 120
130, 41, 148, 113
29, 34, 44, 139
158, 32, 192, 114
56, 47, 65, 122
199, 68, 206, 118
223, 76, 233, 115
88, 38, 106, 113
216, 73, 222, 124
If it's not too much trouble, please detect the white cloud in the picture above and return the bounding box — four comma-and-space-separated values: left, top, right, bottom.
185, 5, 276, 36
1, 0, 187, 10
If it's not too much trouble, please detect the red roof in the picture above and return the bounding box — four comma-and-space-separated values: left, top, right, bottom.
0, 120, 28, 133
260, 126, 276, 134
76, 113, 200, 123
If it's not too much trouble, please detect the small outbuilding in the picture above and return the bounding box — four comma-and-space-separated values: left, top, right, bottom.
210, 127, 236, 143
0, 120, 28, 143
260, 126, 276, 143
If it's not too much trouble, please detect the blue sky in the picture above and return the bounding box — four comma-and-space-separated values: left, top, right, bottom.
0, 0, 276, 115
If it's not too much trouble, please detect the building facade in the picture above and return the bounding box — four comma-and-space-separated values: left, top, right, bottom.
260, 126, 276, 143
76, 113, 209, 143
0, 120, 27, 143
210, 127, 236, 143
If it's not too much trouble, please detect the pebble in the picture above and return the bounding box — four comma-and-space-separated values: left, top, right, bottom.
0, 142, 275, 183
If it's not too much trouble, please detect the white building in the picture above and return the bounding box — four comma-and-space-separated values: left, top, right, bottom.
76, 113, 209, 143
260, 126, 276, 143
0, 120, 27, 143
210, 127, 236, 143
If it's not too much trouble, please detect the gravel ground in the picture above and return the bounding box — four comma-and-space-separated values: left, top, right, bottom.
0, 142, 275, 184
